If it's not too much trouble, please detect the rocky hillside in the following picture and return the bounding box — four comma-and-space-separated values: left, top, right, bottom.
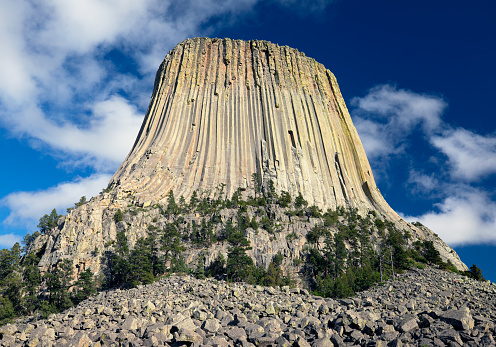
1, 267, 494, 346
27, 192, 467, 283
25, 37, 468, 282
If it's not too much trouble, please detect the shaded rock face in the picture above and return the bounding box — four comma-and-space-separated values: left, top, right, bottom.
28, 38, 468, 278
110, 37, 391, 217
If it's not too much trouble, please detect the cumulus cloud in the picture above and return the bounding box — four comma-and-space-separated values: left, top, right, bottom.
351, 85, 447, 159
0, 234, 23, 249
10, 96, 144, 170
1, 174, 111, 229
431, 128, 496, 181
353, 85, 496, 247
407, 170, 439, 194
405, 187, 496, 246
0, 0, 261, 169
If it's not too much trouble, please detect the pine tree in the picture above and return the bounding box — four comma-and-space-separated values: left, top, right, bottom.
423, 240, 442, 265
44, 259, 74, 311
207, 252, 226, 278
469, 264, 485, 281
251, 173, 261, 199
166, 190, 178, 216
21, 232, 40, 253
0, 296, 14, 325
22, 253, 41, 314
161, 223, 186, 272
38, 209, 60, 233
226, 232, 253, 282
74, 269, 96, 303
194, 254, 206, 279
333, 232, 347, 279
129, 237, 155, 286
112, 230, 130, 285
294, 192, 308, 208
114, 209, 124, 223
277, 191, 291, 208
189, 190, 199, 210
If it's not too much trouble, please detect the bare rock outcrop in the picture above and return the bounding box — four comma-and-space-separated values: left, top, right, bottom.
27, 38, 468, 279
110, 37, 392, 218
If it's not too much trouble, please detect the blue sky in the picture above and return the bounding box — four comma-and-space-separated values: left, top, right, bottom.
0, 0, 495, 281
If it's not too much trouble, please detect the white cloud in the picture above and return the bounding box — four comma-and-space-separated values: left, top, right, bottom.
0, 234, 22, 249
351, 85, 447, 159
1, 174, 111, 228
431, 128, 496, 181
407, 170, 439, 194
2, 0, 338, 236
10, 96, 144, 170
405, 188, 496, 246
0, 0, 261, 170
354, 85, 496, 247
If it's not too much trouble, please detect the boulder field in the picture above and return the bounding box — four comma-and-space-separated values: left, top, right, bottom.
1, 267, 495, 346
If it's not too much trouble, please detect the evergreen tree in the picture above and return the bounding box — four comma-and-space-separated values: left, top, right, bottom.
207, 252, 226, 278
231, 188, 242, 208
194, 253, 206, 279
147, 232, 165, 276
266, 179, 277, 203
264, 253, 284, 287
294, 192, 308, 208
333, 232, 347, 279
38, 209, 60, 233
161, 223, 186, 272
0, 296, 14, 325
166, 190, 179, 216
114, 209, 124, 223
22, 253, 41, 314
112, 230, 130, 285
226, 232, 253, 282
423, 240, 442, 265
277, 191, 291, 208
251, 173, 261, 199
469, 264, 485, 281
386, 228, 408, 275
189, 190, 199, 210
21, 232, 40, 253
0, 243, 20, 281
129, 237, 155, 286
75, 196, 87, 207
74, 268, 96, 304
44, 259, 74, 311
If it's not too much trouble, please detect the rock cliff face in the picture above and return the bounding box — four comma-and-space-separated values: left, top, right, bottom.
28, 38, 468, 279
110, 37, 391, 217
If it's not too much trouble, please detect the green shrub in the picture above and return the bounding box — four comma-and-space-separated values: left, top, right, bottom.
114, 209, 124, 223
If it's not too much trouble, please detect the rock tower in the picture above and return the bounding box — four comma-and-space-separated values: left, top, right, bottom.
110, 38, 393, 218
29, 38, 468, 278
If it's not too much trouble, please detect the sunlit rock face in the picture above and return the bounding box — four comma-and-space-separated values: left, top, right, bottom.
29, 38, 468, 278
110, 37, 393, 218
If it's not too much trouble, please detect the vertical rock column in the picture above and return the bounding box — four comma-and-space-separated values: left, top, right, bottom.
110, 37, 398, 219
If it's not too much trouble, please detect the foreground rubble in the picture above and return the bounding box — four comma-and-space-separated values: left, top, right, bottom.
1, 267, 495, 346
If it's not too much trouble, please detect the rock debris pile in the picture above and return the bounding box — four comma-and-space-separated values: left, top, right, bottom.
1, 267, 495, 346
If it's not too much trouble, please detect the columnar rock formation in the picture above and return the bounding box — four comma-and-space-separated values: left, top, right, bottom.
110, 37, 392, 218
28, 38, 468, 279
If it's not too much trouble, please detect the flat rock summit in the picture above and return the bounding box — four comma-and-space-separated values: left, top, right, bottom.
28, 38, 466, 283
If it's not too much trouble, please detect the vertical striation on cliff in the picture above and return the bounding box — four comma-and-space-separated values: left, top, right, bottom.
110, 37, 394, 218
27, 37, 468, 280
